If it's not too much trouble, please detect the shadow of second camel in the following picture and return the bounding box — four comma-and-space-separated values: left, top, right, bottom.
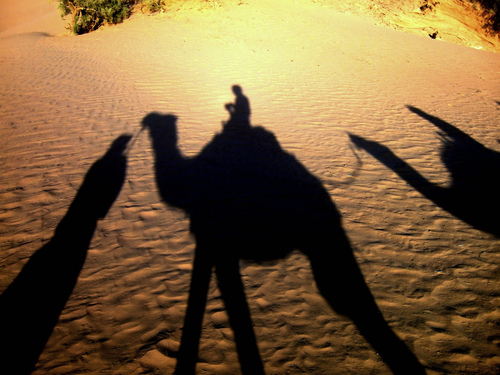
142, 93, 426, 374
349, 105, 500, 238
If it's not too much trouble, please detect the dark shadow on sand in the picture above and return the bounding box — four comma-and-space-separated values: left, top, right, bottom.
349, 105, 500, 237
143, 88, 426, 375
0, 134, 131, 375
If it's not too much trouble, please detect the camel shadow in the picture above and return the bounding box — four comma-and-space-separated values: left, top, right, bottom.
0, 134, 130, 375
349, 105, 500, 237
143, 88, 426, 375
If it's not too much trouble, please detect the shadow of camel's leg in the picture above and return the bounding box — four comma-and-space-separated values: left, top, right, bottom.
175, 249, 213, 375
215, 259, 265, 375
306, 228, 426, 375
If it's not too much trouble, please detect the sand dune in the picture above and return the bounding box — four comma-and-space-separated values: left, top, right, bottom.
1, 0, 499, 374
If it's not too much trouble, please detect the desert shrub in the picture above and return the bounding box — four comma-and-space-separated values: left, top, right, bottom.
469, 0, 500, 33
57, 0, 137, 34
57, 0, 167, 35
140, 0, 166, 13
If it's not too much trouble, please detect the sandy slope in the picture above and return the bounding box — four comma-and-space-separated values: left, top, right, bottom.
0, 0, 67, 36
315, 0, 500, 52
1, 0, 499, 374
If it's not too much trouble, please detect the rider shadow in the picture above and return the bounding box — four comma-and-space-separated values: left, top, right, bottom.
143, 89, 426, 375
349, 105, 500, 238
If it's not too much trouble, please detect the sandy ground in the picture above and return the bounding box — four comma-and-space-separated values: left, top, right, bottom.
0, 0, 499, 374
314, 0, 500, 53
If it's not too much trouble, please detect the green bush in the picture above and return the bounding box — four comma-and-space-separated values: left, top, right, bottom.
57, 0, 136, 34
57, 0, 166, 35
140, 0, 166, 13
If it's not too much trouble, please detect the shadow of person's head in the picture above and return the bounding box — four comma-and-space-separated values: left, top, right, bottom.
232, 84, 243, 96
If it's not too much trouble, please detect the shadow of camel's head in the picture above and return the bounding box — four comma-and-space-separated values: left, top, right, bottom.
142, 113, 180, 153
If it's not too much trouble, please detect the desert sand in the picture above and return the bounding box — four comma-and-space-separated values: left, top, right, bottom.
0, 0, 499, 374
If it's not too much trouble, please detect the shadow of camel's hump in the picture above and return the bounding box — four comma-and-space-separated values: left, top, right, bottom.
146, 114, 340, 260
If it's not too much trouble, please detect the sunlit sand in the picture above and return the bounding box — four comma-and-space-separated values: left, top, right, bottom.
1, 1, 499, 374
